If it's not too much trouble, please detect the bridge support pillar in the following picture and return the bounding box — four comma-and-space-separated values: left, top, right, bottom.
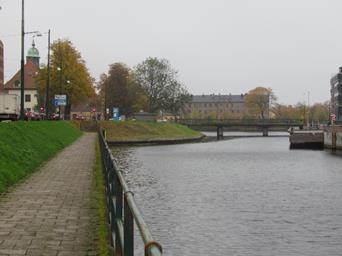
262, 128, 269, 137
217, 126, 224, 140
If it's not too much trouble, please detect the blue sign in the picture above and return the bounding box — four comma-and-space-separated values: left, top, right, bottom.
54, 95, 67, 106
112, 107, 119, 121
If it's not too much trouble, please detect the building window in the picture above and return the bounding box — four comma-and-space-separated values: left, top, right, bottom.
15, 80, 20, 87
25, 94, 31, 102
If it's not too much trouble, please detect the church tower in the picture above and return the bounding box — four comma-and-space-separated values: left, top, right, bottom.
26, 40, 40, 68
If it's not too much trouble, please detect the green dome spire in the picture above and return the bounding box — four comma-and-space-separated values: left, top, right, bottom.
27, 40, 39, 58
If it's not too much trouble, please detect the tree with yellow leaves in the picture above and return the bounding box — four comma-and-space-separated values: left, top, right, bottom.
244, 87, 277, 119
36, 39, 95, 119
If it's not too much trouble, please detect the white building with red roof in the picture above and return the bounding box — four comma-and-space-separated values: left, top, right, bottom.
3, 41, 40, 112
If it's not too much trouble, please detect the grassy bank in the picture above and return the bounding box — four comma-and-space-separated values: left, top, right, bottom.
100, 121, 202, 141
91, 141, 110, 256
0, 121, 82, 193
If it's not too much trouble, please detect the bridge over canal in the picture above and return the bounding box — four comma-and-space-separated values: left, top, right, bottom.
178, 119, 304, 139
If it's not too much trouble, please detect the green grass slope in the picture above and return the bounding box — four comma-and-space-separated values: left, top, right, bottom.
100, 121, 201, 141
0, 121, 82, 193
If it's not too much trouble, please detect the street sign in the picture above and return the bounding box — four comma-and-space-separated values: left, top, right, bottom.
112, 107, 119, 121
54, 95, 67, 106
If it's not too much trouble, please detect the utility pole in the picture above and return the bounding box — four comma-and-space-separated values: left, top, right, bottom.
59, 44, 63, 119
45, 29, 51, 119
307, 91, 310, 127
20, 0, 25, 120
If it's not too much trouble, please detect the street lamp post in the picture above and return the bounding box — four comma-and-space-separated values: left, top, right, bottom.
57, 66, 62, 119
45, 29, 51, 119
20, 0, 25, 120
65, 80, 70, 120
20, 0, 42, 119
307, 91, 310, 127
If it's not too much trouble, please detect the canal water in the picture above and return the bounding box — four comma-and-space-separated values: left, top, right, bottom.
112, 133, 342, 256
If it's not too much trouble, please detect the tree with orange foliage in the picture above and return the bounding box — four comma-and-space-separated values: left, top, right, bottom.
244, 87, 277, 119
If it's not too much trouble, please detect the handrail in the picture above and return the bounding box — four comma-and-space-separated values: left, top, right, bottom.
98, 129, 163, 256
178, 118, 303, 123
177, 118, 304, 126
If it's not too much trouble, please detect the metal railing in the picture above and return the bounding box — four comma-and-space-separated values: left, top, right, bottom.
99, 129, 163, 256
178, 118, 304, 126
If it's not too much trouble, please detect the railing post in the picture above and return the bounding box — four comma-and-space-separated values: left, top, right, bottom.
108, 161, 115, 248
115, 175, 123, 256
124, 193, 134, 256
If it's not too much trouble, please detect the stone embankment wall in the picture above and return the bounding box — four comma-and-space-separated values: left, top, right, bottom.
324, 126, 342, 149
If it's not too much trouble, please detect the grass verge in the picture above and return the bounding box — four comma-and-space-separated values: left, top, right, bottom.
92, 139, 110, 256
100, 120, 201, 141
0, 121, 82, 193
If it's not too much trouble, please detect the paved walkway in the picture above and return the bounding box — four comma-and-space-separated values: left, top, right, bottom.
0, 133, 97, 256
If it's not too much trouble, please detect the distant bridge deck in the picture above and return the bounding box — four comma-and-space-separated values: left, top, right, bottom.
178, 119, 304, 127
178, 119, 304, 138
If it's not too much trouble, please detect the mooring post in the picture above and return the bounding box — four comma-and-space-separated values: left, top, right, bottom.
262, 128, 269, 137
217, 126, 223, 140
332, 130, 337, 150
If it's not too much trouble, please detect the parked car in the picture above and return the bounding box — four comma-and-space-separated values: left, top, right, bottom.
72, 114, 86, 120
23, 110, 32, 121
31, 112, 41, 121
49, 113, 60, 120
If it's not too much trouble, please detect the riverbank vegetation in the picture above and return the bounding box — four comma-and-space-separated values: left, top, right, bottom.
0, 121, 82, 193
91, 142, 110, 256
100, 121, 201, 141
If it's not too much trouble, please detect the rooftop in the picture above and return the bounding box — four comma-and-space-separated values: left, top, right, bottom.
190, 94, 245, 103
3, 60, 38, 91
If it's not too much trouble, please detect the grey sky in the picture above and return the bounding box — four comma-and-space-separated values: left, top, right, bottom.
0, 0, 341, 104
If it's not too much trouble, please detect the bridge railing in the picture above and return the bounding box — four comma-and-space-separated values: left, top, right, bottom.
178, 118, 303, 125
98, 129, 163, 256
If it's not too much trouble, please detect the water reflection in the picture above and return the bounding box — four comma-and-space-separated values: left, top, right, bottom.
112, 136, 342, 256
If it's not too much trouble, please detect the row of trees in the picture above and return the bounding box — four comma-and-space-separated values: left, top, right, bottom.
36, 40, 190, 119
97, 58, 190, 118
272, 102, 329, 123
35, 39, 329, 122
244, 87, 329, 123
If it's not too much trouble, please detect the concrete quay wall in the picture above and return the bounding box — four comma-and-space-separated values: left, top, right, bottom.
324, 126, 342, 149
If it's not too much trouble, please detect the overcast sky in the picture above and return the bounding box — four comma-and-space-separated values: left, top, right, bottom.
1, 0, 341, 104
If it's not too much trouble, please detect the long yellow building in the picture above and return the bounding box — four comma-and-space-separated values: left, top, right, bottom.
182, 94, 245, 119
